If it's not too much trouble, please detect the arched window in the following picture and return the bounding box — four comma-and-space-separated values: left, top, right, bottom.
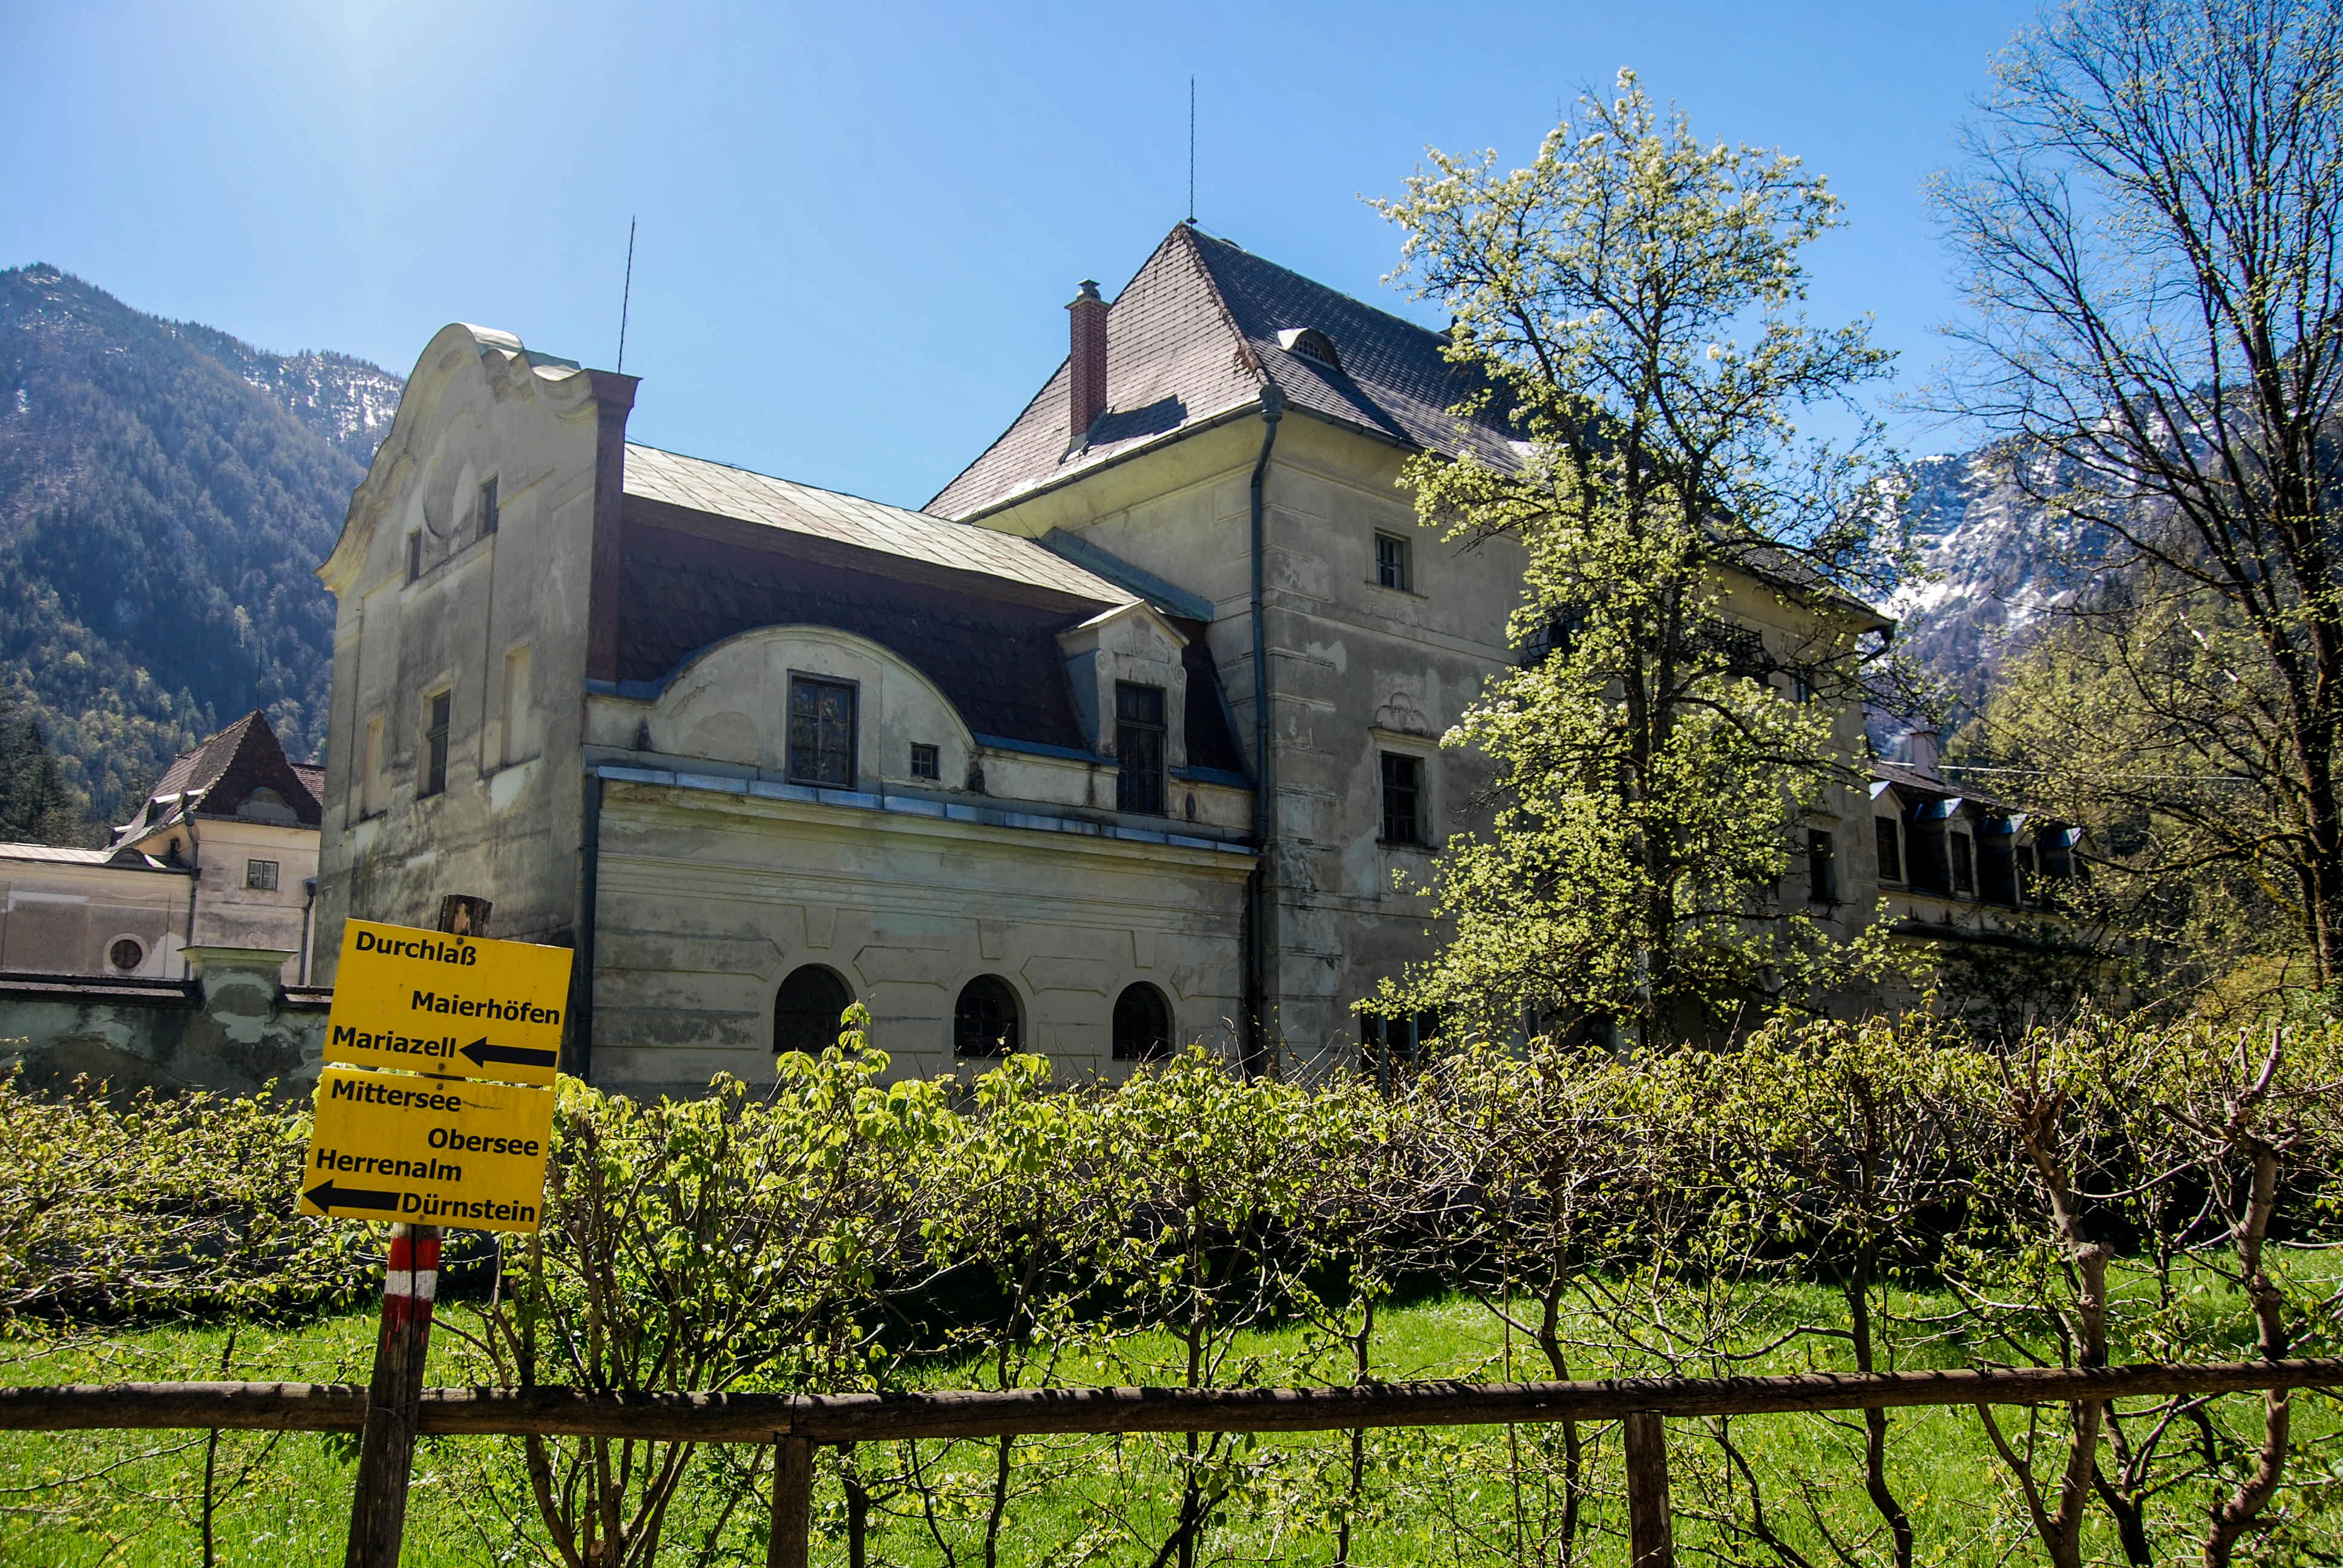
1112, 982, 1172, 1061
775, 965, 853, 1057
954, 975, 1021, 1057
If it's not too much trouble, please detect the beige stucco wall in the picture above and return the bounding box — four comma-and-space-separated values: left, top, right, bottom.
588, 775, 1252, 1096
1, 814, 319, 984
966, 410, 1538, 1065
313, 326, 611, 977
0, 858, 188, 978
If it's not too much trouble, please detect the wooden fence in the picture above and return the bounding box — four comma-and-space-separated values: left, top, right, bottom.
7, 1357, 2339, 1567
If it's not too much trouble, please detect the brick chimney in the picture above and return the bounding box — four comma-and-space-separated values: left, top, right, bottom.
1067, 279, 1107, 446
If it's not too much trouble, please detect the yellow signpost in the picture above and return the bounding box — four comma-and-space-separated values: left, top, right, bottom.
324, 918, 572, 1086
304, 915, 574, 1239
301, 1067, 555, 1233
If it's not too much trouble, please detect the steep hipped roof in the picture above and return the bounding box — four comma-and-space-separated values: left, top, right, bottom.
113, 710, 322, 849
927, 224, 1519, 520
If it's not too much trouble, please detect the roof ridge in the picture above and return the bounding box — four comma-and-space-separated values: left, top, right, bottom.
1185, 226, 1452, 348
1171, 223, 1269, 385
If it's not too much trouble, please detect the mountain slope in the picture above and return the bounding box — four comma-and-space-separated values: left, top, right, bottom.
0, 264, 399, 831
1893, 445, 2117, 714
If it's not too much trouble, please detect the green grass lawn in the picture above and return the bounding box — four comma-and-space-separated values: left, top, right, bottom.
2, 1275, 2335, 1567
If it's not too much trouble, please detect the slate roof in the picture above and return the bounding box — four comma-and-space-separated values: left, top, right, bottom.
114, 710, 323, 849
1872, 758, 2024, 817
614, 460, 1250, 774
626, 445, 1129, 601
927, 224, 1520, 520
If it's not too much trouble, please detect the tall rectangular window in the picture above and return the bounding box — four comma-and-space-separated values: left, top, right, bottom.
1374, 531, 1412, 592
1115, 682, 1166, 814
1807, 829, 1838, 903
500, 644, 532, 765
361, 715, 386, 817
405, 532, 422, 584
246, 859, 279, 892
787, 675, 857, 786
1874, 816, 1901, 882
1981, 832, 2019, 905
1951, 832, 1976, 896
1912, 824, 1951, 893
421, 690, 451, 797
479, 475, 500, 537
1380, 753, 1424, 845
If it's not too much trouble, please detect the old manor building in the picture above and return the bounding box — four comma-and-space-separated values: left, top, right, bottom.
311, 224, 2077, 1094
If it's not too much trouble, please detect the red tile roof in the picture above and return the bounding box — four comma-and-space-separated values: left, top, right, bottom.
115, 710, 322, 847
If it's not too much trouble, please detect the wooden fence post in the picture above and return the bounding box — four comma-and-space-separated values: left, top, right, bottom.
1623, 1411, 1675, 1568
342, 894, 488, 1568
769, 1435, 813, 1568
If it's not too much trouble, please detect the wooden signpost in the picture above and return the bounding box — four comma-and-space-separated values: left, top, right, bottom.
313, 895, 572, 1568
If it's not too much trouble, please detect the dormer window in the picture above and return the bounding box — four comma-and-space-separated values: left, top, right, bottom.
236, 786, 298, 825
1276, 327, 1342, 371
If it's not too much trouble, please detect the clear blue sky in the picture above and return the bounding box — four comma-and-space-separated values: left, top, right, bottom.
2, 0, 2039, 510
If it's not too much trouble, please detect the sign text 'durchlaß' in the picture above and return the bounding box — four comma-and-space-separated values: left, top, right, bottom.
301, 1067, 554, 1233
324, 919, 574, 1086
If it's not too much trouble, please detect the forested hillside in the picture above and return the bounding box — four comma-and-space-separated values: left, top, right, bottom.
0, 264, 399, 835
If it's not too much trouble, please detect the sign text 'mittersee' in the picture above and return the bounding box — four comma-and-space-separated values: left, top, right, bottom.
301, 1067, 554, 1232
324, 919, 574, 1086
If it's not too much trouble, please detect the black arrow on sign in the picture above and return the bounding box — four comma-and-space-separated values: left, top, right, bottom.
459, 1037, 559, 1072
304, 1179, 401, 1214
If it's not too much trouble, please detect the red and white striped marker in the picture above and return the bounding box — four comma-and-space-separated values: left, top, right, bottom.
382, 1224, 440, 1330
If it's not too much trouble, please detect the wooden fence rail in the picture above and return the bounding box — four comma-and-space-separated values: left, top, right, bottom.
5, 1356, 2339, 1442
6, 1358, 2338, 1567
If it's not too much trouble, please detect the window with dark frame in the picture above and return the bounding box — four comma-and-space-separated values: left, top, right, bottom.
1806, 829, 1837, 904
1520, 610, 1585, 668
1374, 531, 1411, 592
775, 965, 853, 1057
954, 975, 1021, 1057
1115, 682, 1167, 814
246, 859, 279, 892
421, 690, 451, 797
2038, 830, 2077, 881
405, 532, 422, 584
1112, 982, 1173, 1060
108, 938, 144, 972
1359, 1006, 1441, 1088
1874, 816, 1902, 882
1951, 832, 1976, 896
479, 476, 500, 537
787, 676, 857, 786
910, 743, 940, 780
1380, 752, 1424, 845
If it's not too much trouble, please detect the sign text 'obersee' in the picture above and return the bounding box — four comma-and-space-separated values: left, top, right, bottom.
301, 1067, 554, 1233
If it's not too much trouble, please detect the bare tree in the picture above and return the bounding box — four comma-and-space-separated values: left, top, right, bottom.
1937, 0, 2343, 982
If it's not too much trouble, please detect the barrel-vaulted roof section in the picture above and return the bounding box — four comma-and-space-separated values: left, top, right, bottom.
625, 444, 1131, 602
926, 224, 1522, 521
